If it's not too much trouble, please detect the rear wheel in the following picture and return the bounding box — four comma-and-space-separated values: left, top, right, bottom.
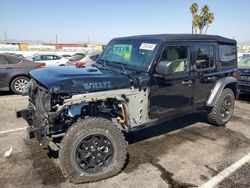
10, 76, 29, 94
207, 88, 235, 126
59, 117, 127, 184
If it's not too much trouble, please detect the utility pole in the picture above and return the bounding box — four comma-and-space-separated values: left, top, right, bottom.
4, 30, 7, 43
55, 34, 58, 50
55, 34, 58, 45
87, 34, 89, 44
92, 28, 95, 44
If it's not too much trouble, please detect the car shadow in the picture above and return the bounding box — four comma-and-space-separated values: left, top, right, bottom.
125, 113, 208, 145
0, 91, 14, 96
238, 94, 250, 103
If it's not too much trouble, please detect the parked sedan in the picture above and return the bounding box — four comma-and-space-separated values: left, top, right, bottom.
65, 52, 100, 67
4, 53, 25, 58
238, 57, 250, 94
28, 54, 67, 67
0, 54, 45, 94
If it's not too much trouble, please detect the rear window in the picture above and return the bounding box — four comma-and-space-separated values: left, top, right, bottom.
219, 45, 237, 67
4, 55, 21, 64
70, 54, 85, 61
0, 56, 8, 65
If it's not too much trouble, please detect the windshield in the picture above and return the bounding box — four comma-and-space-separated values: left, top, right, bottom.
98, 39, 159, 71
239, 58, 250, 68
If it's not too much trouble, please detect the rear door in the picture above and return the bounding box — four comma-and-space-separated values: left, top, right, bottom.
42, 55, 61, 66
192, 42, 218, 107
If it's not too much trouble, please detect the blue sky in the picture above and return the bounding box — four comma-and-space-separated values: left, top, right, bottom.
0, 0, 250, 44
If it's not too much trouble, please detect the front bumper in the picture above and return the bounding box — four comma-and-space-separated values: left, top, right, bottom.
16, 108, 49, 148
238, 83, 250, 94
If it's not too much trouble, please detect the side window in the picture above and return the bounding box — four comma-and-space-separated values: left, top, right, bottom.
219, 45, 236, 67
33, 55, 42, 61
43, 55, 54, 60
53, 55, 61, 60
0, 56, 8, 65
195, 45, 215, 70
160, 46, 188, 73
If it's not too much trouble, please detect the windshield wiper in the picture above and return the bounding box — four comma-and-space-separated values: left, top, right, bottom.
97, 59, 128, 75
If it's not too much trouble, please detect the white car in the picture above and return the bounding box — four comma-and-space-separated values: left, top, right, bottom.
65, 52, 101, 67
28, 54, 68, 67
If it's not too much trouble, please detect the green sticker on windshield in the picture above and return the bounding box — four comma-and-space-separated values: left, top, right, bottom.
113, 44, 132, 60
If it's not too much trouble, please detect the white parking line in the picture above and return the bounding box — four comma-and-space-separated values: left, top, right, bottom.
0, 127, 26, 134
200, 151, 250, 188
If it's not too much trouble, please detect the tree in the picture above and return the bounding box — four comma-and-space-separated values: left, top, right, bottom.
190, 3, 215, 34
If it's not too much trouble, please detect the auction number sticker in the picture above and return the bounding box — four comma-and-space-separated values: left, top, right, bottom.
140, 43, 156, 51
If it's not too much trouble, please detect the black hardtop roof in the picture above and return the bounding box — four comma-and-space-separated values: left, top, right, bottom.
113, 34, 236, 44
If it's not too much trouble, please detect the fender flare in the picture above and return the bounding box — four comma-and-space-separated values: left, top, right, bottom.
206, 76, 237, 107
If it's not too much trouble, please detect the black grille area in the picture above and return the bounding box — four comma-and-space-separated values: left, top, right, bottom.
239, 85, 250, 92
29, 79, 51, 115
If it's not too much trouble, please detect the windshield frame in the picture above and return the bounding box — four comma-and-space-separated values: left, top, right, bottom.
97, 38, 161, 72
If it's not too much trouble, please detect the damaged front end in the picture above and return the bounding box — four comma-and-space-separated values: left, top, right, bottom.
17, 79, 65, 148
17, 67, 153, 149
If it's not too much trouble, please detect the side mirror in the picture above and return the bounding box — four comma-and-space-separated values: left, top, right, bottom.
155, 61, 173, 75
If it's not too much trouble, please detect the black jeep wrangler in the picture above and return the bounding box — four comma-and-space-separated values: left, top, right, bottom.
17, 34, 238, 183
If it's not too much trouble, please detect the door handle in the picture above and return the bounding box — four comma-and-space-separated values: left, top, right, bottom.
182, 80, 193, 85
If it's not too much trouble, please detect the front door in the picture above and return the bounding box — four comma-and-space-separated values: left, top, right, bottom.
150, 44, 193, 120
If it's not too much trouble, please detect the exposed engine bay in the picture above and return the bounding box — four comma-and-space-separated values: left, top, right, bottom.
18, 79, 152, 148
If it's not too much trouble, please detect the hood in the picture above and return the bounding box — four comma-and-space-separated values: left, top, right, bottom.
238, 67, 250, 83
238, 67, 250, 75
30, 66, 131, 94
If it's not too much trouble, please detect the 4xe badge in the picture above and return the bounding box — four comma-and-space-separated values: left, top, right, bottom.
83, 81, 112, 90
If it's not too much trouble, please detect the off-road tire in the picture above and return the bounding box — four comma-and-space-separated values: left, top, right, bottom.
10, 76, 29, 94
207, 88, 235, 126
59, 117, 127, 184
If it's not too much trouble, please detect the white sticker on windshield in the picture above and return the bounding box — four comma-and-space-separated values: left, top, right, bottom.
140, 43, 156, 51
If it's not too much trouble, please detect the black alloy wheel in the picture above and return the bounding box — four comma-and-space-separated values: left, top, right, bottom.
75, 134, 114, 173
59, 117, 127, 183
220, 95, 233, 121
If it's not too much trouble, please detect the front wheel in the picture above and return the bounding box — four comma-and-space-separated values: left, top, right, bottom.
207, 88, 235, 126
59, 117, 127, 184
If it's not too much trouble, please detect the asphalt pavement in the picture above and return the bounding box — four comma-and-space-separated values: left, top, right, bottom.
0, 93, 250, 188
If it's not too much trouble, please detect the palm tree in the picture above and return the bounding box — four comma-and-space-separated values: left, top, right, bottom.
190, 3, 198, 34
189, 3, 215, 34
204, 12, 215, 34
